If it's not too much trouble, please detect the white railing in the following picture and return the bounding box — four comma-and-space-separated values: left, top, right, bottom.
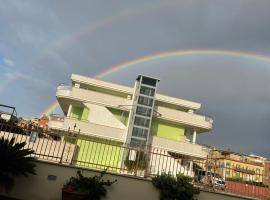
154, 106, 213, 130
151, 136, 209, 159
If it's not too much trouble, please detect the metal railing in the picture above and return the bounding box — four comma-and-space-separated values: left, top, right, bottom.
0, 121, 269, 199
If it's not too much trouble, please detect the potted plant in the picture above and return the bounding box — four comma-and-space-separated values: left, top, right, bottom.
0, 137, 36, 194
62, 170, 117, 200
124, 150, 147, 176
152, 172, 200, 200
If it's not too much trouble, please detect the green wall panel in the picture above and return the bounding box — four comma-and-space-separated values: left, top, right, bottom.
75, 138, 122, 170
81, 107, 89, 120
70, 106, 83, 120
151, 120, 185, 141
70, 106, 89, 121
108, 108, 128, 125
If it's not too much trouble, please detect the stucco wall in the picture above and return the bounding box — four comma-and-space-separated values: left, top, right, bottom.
7, 161, 253, 200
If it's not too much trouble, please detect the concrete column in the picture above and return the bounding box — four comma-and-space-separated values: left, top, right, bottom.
67, 104, 72, 118
189, 161, 193, 176
74, 83, 80, 88
192, 130, 197, 144
188, 109, 194, 114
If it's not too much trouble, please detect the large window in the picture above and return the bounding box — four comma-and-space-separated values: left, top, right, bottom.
134, 116, 150, 127
130, 138, 146, 147
140, 86, 155, 96
138, 96, 153, 107
136, 106, 152, 117
141, 76, 157, 87
132, 127, 148, 138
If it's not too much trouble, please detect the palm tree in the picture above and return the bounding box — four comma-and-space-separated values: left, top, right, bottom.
0, 137, 36, 193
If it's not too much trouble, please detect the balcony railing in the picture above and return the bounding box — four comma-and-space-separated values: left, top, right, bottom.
154, 106, 213, 130
56, 86, 130, 110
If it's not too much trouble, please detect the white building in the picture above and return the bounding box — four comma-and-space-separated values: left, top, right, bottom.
49, 74, 213, 174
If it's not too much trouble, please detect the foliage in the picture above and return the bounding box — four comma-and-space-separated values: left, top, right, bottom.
124, 151, 147, 172
0, 137, 36, 192
63, 170, 117, 200
152, 173, 200, 200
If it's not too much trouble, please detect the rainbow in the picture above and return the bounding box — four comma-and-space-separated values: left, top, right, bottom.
39, 49, 270, 117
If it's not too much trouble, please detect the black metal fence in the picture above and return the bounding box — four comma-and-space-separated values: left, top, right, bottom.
0, 121, 269, 199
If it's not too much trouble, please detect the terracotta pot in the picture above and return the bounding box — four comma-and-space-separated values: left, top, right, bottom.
62, 188, 88, 200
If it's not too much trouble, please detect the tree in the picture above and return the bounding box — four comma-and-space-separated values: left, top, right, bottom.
0, 137, 36, 192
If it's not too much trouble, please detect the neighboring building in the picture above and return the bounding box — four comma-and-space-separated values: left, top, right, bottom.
48, 74, 213, 174
210, 150, 266, 182
263, 160, 270, 186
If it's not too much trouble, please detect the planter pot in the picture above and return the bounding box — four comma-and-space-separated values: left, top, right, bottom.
62, 188, 88, 200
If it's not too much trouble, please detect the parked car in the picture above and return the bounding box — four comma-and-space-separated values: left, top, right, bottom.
195, 170, 226, 190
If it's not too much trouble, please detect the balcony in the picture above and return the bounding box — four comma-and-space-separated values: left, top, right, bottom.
151, 136, 209, 159
154, 106, 213, 130
48, 117, 126, 142
56, 85, 130, 110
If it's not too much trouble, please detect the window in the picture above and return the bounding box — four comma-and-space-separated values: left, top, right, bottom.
219, 162, 225, 168
140, 86, 155, 96
136, 106, 152, 117
138, 96, 153, 107
132, 127, 148, 139
141, 76, 157, 87
134, 116, 150, 127
130, 138, 146, 147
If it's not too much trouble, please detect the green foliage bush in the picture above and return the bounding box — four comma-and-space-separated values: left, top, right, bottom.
0, 137, 36, 192
152, 173, 200, 200
63, 170, 117, 200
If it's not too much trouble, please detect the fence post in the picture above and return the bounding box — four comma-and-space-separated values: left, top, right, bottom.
268, 173, 270, 197
59, 127, 69, 164
70, 129, 80, 166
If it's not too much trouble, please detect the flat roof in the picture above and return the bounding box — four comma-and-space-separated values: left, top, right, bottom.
71, 74, 201, 110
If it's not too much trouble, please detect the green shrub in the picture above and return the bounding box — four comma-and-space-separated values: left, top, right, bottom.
63, 170, 117, 200
152, 173, 200, 200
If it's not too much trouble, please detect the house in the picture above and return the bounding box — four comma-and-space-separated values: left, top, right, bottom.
48, 74, 213, 174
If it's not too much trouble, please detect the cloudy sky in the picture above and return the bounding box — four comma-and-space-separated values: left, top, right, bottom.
0, 0, 270, 158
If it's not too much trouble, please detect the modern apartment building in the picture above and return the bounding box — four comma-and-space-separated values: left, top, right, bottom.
49, 74, 213, 174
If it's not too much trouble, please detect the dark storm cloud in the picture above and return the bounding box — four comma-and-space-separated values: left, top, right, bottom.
0, 0, 270, 157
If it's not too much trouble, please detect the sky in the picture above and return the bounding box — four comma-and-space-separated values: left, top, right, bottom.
0, 0, 270, 158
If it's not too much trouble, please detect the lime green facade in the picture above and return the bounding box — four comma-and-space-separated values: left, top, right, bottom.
108, 108, 128, 126
151, 120, 185, 141
70, 106, 89, 121
74, 137, 122, 170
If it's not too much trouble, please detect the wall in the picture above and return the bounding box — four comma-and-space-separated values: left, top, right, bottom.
151, 119, 185, 141
216, 159, 264, 182
7, 161, 253, 200
70, 106, 89, 121
75, 137, 122, 170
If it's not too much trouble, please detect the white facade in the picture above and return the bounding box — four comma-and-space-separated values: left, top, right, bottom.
49, 74, 213, 159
